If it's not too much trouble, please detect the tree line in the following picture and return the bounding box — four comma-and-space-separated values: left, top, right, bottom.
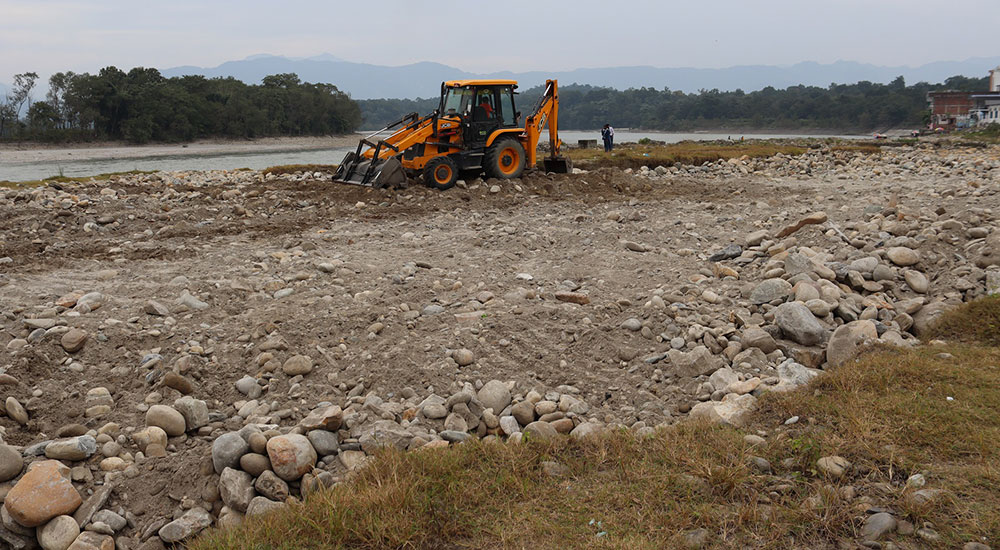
0, 68, 360, 143
356, 75, 989, 131
2, 69, 990, 142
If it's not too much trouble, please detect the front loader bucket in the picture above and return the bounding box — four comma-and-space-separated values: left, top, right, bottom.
333, 152, 407, 189
543, 156, 573, 174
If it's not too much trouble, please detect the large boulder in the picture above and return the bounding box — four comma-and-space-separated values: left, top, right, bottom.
773, 360, 822, 392
219, 468, 255, 513
668, 346, 724, 377
689, 393, 757, 427
4, 461, 82, 527
750, 278, 792, 304
212, 432, 250, 474
266, 434, 316, 481
740, 326, 777, 354
774, 302, 828, 346
477, 380, 511, 414
358, 420, 413, 453
912, 302, 952, 337
826, 320, 877, 367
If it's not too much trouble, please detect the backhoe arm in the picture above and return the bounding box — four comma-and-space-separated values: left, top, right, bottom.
523, 79, 561, 168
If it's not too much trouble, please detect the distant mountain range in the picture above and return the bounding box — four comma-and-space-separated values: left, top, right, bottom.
161, 54, 1000, 99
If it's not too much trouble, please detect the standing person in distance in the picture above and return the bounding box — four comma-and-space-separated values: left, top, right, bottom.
601, 123, 614, 152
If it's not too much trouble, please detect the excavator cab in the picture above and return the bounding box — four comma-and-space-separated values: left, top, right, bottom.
334, 78, 570, 190
441, 83, 520, 147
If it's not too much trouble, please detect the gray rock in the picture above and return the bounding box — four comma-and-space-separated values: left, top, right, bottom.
774, 302, 827, 346
43, 436, 97, 461
912, 302, 951, 337
523, 421, 559, 441
306, 430, 339, 456
253, 470, 289, 502
904, 270, 929, 293
741, 326, 777, 353
0, 444, 24, 481
707, 244, 742, 262
246, 496, 287, 517
357, 421, 412, 454
5, 397, 28, 425
477, 380, 511, 415
158, 507, 212, 543
668, 346, 723, 377
826, 320, 877, 367
235, 376, 261, 398
510, 400, 535, 425
173, 396, 209, 431
499, 416, 520, 435
219, 467, 255, 513
281, 355, 313, 376
861, 512, 897, 541
91, 510, 127, 532
212, 432, 250, 474
816, 455, 851, 478
439, 430, 470, 443
886, 247, 920, 267
774, 360, 822, 391
569, 422, 605, 439
750, 278, 792, 304
421, 403, 448, 419
620, 318, 643, 331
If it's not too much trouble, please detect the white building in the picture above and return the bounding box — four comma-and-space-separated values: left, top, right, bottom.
991, 65, 1000, 92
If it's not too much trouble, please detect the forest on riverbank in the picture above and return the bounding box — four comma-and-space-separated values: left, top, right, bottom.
1, 67, 988, 143
358, 75, 988, 131
0, 68, 360, 143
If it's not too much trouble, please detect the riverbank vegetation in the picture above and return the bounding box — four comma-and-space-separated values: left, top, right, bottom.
0, 68, 360, 144
358, 75, 988, 132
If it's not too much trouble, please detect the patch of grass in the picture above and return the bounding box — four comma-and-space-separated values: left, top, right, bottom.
192, 336, 1000, 549
927, 295, 1000, 346
564, 141, 807, 171
262, 164, 339, 176
0, 170, 156, 188
961, 124, 1000, 144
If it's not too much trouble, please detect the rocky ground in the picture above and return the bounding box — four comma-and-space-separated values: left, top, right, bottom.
1, 142, 999, 549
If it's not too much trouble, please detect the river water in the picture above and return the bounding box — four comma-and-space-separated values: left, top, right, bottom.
0, 131, 864, 182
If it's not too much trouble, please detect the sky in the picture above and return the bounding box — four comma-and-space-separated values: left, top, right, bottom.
2, 0, 999, 83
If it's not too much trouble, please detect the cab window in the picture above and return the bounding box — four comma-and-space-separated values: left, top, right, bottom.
498, 86, 516, 126
443, 87, 475, 115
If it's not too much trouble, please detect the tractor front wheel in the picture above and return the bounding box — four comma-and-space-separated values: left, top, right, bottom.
423, 156, 459, 190
485, 138, 526, 179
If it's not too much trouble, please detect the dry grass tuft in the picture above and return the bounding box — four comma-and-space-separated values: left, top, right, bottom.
927, 295, 1000, 346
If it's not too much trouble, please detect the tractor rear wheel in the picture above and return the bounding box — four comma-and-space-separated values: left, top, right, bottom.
423, 156, 459, 190
485, 138, 526, 179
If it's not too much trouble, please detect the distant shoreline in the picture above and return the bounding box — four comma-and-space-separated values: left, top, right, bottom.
0, 136, 360, 165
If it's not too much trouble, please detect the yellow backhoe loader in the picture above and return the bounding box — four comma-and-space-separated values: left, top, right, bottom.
334, 79, 571, 190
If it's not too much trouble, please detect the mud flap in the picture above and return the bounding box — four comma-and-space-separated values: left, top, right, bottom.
543, 156, 573, 174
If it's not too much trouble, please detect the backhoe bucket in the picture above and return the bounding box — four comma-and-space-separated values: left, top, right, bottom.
333, 152, 407, 189
543, 156, 573, 174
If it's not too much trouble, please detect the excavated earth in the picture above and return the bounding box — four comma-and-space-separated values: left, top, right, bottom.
1, 142, 999, 549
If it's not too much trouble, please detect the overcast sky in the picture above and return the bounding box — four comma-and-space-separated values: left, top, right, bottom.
3, 0, 999, 82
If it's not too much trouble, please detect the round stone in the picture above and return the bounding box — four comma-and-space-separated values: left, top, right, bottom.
453, 348, 475, 366
265, 434, 316, 481
145, 405, 186, 436
37, 515, 80, 550
0, 444, 24, 482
